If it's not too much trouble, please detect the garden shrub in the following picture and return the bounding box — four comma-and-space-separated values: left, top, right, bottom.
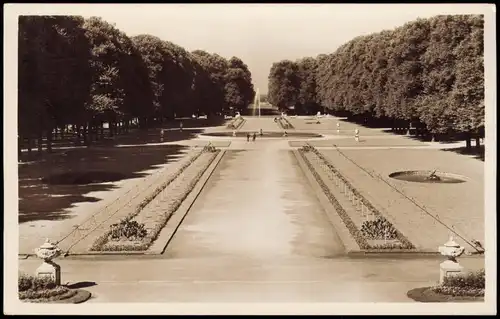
18, 274, 56, 292
443, 269, 485, 289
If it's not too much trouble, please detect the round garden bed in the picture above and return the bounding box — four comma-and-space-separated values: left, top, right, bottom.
407, 287, 484, 303
200, 131, 323, 139
389, 170, 467, 184
19, 285, 92, 304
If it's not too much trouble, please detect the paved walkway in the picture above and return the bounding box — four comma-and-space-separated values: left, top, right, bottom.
164, 145, 345, 260
16, 116, 487, 304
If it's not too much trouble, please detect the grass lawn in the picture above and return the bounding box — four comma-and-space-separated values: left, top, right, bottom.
318, 147, 484, 251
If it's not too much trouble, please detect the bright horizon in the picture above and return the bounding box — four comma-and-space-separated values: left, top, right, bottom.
9, 4, 490, 93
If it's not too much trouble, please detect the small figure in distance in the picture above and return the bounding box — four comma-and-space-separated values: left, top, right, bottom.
283, 131, 288, 137
252, 132, 256, 142
354, 128, 360, 142
247, 133, 250, 142
179, 121, 183, 132
260, 128, 263, 136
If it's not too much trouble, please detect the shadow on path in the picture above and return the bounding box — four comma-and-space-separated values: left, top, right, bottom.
66, 281, 98, 289
19, 144, 189, 223
442, 145, 485, 161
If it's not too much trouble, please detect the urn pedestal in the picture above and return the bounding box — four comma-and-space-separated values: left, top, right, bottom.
34, 239, 62, 285
35, 261, 61, 285
439, 260, 464, 285
438, 236, 465, 285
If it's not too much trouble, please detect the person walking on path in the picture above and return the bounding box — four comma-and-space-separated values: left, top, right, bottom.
247, 133, 250, 142
160, 129, 165, 142
354, 128, 360, 142
179, 121, 183, 132
337, 122, 340, 134
259, 128, 263, 136
252, 132, 256, 142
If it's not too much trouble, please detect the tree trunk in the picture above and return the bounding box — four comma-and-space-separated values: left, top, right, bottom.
75, 124, 81, 146
47, 127, 53, 153
83, 123, 88, 146
475, 135, 481, 149
37, 131, 43, 154
109, 121, 114, 137
125, 118, 130, 133
465, 131, 471, 150
27, 137, 32, 159
18, 135, 22, 161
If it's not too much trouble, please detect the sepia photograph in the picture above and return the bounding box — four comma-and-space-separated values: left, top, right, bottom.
3, 3, 496, 315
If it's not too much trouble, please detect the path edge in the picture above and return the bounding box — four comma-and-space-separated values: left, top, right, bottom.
146, 149, 227, 255
292, 149, 360, 254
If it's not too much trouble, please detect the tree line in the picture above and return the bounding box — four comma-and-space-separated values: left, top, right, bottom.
18, 15, 255, 154
267, 15, 484, 148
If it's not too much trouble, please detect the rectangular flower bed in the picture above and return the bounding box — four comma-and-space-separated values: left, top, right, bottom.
90, 147, 219, 251
226, 116, 245, 130
298, 144, 415, 251
276, 117, 294, 130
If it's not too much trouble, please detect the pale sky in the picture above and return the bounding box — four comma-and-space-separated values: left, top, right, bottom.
7, 4, 492, 93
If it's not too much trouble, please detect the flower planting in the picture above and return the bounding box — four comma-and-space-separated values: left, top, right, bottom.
227, 116, 245, 130
277, 117, 294, 129
298, 144, 415, 251
109, 220, 148, 241
18, 273, 74, 302
407, 269, 485, 302
90, 147, 220, 252
360, 217, 398, 240
432, 269, 485, 297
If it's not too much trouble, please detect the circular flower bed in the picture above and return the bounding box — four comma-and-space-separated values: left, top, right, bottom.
18, 274, 91, 303
407, 269, 485, 302
407, 287, 484, 302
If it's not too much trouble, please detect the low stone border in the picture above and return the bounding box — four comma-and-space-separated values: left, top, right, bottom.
306, 145, 415, 248
407, 287, 484, 303
90, 149, 219, 252
89, 149, 207, 252
297, 145, 417, 253
147, 149, 227, 254
21, 289, 91, 304
276, 117, 294, 130
293, 149, 360, 253
226, 116, 245, 130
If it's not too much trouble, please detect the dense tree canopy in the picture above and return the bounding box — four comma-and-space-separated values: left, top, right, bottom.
18, 15, 255, 153
267, 14, 484, 147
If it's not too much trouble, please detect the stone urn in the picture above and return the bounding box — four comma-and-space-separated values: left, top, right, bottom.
438, 236, 465, 284
34, 239, 62, 285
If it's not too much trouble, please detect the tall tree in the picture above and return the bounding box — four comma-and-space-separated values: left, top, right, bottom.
267, 60, 300, 110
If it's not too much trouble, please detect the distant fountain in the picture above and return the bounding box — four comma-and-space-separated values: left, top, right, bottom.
252, 88, 260, 117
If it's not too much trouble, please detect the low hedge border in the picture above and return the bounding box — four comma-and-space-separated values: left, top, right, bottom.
305, 145, 414, 249
277, 117, 294, 130
18, 274, 92, 304
95, 150, 220, 252
227, 116, 245, 130
299, 146, 415, 251
298, 149, 369, 249
90, 149, 205, 251
407, 287, 484, 303
21, 289, 92, 304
